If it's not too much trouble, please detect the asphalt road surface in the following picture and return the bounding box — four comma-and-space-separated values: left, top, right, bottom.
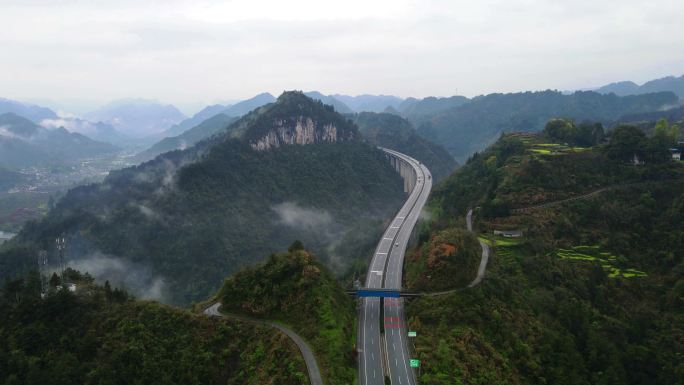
465, 209, 491, 287
205, 303, 323, 385
358, 149, 432, 385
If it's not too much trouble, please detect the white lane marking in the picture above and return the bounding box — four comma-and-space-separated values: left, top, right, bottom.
372, 352, 374, 361
396, 216, 405, 219
399, 376, 403, 384
390, 226, 400, 229
376, 252, 387, 255
374, 370, 376, 379
383, 237, 393, 240
393, 342, 396, 351
362, 298, 368, 385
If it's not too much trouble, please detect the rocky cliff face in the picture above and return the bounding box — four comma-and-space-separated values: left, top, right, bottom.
250, 116, 355, 150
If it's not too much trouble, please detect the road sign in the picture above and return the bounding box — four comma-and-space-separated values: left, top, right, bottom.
408, 331, 417, 337
410, 359, 420, 368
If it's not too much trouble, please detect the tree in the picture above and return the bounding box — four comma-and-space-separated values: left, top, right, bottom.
288, 240, 305, 253
49, 272, 61, 288
606, 125, 647, 162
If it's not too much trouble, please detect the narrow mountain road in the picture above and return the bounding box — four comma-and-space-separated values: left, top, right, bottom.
511, 188, 610, 213
466, 209, 490, 288
204, 303, 323, 385
359, 148, 432, 385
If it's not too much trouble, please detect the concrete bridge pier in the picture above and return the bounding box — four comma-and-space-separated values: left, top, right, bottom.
385, 151, 417, 194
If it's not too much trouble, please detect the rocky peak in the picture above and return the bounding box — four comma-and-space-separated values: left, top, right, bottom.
245, 91, 359, 151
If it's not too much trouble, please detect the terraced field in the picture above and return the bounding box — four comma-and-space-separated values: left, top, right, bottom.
556, 245, 647, 278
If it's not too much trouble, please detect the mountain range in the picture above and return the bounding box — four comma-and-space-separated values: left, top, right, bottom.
85, 99, 187, 138
416, 90, 679, 160
0, 113, 120, 169
594, 74, 684, 98
0, 98, 58, 123
1, 92, 405, 304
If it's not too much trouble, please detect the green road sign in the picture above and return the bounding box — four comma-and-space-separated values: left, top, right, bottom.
408, 331, 417, 337
410, 359, 420, 368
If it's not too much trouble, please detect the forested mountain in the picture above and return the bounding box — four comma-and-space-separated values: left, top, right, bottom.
596, 74, 684, 98
416, 90, 678, 160
352, 112, 458, 180
398, 95, 470, 124
85, 99, 187, 138
136, 114, 238, 161
218, 243, 355, 385
0, 270, 309, 384
0, 92, 405, 304
0, 113, 120, 169
617, 105, 684, 126
0, 98, 58, 123
404, 125, 683, 384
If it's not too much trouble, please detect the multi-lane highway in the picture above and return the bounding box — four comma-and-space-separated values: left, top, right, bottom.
358, 148, 432, 385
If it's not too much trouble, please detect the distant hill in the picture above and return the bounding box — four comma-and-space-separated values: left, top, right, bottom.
398, 95, 470, 124
1, 92, 404, 304
0, 113, 119, 169
331, 94, 404, 112
85, 99, 187, 138
155, 104, 231, 140
304, 91, 353, 113
40, 117, 130, 147
617, 105, 684, 125
595, 74, 684, 98
223, 92, 276, 117
416, 90, 678, 160
0, 98, 58, 123
352, 112, 458, 180
136, 113, 238, 161
154, 93, 277, 141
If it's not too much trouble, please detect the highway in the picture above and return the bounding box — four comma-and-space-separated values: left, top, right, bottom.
205, 303, 323, 385
358, 148, 432, 385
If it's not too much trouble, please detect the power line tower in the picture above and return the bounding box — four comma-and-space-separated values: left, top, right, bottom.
55, 237, 67, 284
37, 249, 48, 297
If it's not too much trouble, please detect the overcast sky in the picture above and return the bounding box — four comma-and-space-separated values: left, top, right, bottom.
2, 0, 683, 114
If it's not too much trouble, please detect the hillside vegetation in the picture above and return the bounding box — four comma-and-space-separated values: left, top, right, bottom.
218, 243, 355, 385
0, 271, 308, 385
405, 121, 683, 384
